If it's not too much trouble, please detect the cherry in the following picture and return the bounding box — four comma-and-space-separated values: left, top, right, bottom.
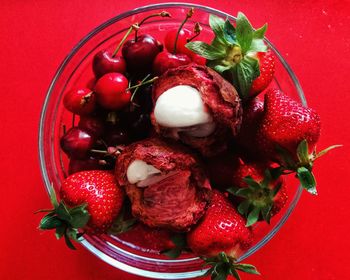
63, 88, 96, 115
60, 127, 95, 159
191, 53, 206, 65
122, 34, 163, 75
78, 115, 105, 138
164, 28, 192, 55
92, 50, 126, 78
68, 157, 104, 175
152, 51, 191, 75
103, 125, 130, 147
94, 72, 131, 110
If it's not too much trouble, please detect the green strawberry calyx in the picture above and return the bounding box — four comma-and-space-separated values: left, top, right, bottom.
274, 140, 342, 195
186, 12, 268, 99
36, 183, 90, 250
227, 169, 283, 227
202, 252, 260, 280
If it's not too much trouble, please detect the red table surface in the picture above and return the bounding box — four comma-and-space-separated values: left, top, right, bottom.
1, 0, 349, 279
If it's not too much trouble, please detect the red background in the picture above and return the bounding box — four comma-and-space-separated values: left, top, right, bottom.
1, 0, 349, 279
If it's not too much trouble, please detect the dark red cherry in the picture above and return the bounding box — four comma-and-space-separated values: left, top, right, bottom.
122, 34, 163, 74
103, 124, 130, 147
94, 73, 131, 110
92, 50, 127, 78
63, 88, 96, 115
60, 127, 95, 159
78, 116, 105, 138
68, 157, 103, 175
152, 51, 191, 75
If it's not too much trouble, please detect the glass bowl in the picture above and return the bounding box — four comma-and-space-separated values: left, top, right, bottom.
39, 3, 304, 279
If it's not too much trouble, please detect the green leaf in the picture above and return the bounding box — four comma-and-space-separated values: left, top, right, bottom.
261, 205, 273, 224
260, 169, 272, 189
249, 38, 268, 53
253, 23, 268, 39
55, 226, 66, 239
246, 206, 260, 227
316, 144, 342, 159
223, 19, 237, 44
186, 41, 226, 60
235, 187, 252, 198
236, 12, 254, 54
236, 56, 260, 99
48, 183, 59, 208
211, 63, 232, 74
270, 166, 284, 180
64, 232, 76, 250
209, 14, 226, 40
171, 233, 187, 248
39, 214, 63, 230
234, 263, 260, 275
296, 167, 317, 195
275, 144, 297, 169
70, 205, 90, 228
56, 202, 72, 222
297, 139, 310, 165
237, 200, 251, 216
242, 175, 261, 190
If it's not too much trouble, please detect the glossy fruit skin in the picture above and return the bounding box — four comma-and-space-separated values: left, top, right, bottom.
78, 115, 105, 138
63, 88, 96, 115
122, 34, 163, 74
94, 73, 130, 110
60, 170, 124, 233
190, 53, 206, 65
187, 191, 252, 258
92, 50, 126, 78
258, 88, 321, 156
60, 127, 95, 159
249, 49, 275, 96
152, 51, 191, 75
164, 28, 192, 55
103, 124, 129, 147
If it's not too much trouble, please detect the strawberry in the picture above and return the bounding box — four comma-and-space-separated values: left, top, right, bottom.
38, 170, 124, 249
187, 191, 259, 280
228, 159, 288, 226
249, 49, 275, 96
255, 88, 340, 195
187, 12, 271, 99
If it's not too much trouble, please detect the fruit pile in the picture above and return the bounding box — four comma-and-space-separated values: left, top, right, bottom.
38, 9, 339, 280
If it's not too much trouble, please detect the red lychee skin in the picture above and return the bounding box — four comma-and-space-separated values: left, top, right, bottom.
187, 191, 252, 258
60, 170, 124, 234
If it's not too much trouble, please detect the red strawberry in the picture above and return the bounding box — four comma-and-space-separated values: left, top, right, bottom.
249, 49, 275, 96
258, 88, 321, 155
229, 159, 288, 225
187, 191, 259, 279
38, 170, 124, 249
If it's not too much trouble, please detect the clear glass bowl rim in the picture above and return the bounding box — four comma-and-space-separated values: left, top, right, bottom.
38, 2, 304, 279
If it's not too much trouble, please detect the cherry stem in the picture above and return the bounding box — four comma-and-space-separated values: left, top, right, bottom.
186, 22, 202, 42
130, 74, 151, 102
127, 76, 158, 91
134, 11, 171, 41
173, 7, 194, 54
112, 24, 138, 57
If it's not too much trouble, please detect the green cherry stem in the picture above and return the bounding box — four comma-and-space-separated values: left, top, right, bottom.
112, 24, 139, 57
127, 76, 158, 91
130, 74, 151, 102
186, 22, 202, 43
134, 11, 171, 41
173, 7, 194, 54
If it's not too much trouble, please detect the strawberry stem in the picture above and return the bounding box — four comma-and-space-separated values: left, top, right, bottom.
173, 7, 194, 54
134, 11, 171, 41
